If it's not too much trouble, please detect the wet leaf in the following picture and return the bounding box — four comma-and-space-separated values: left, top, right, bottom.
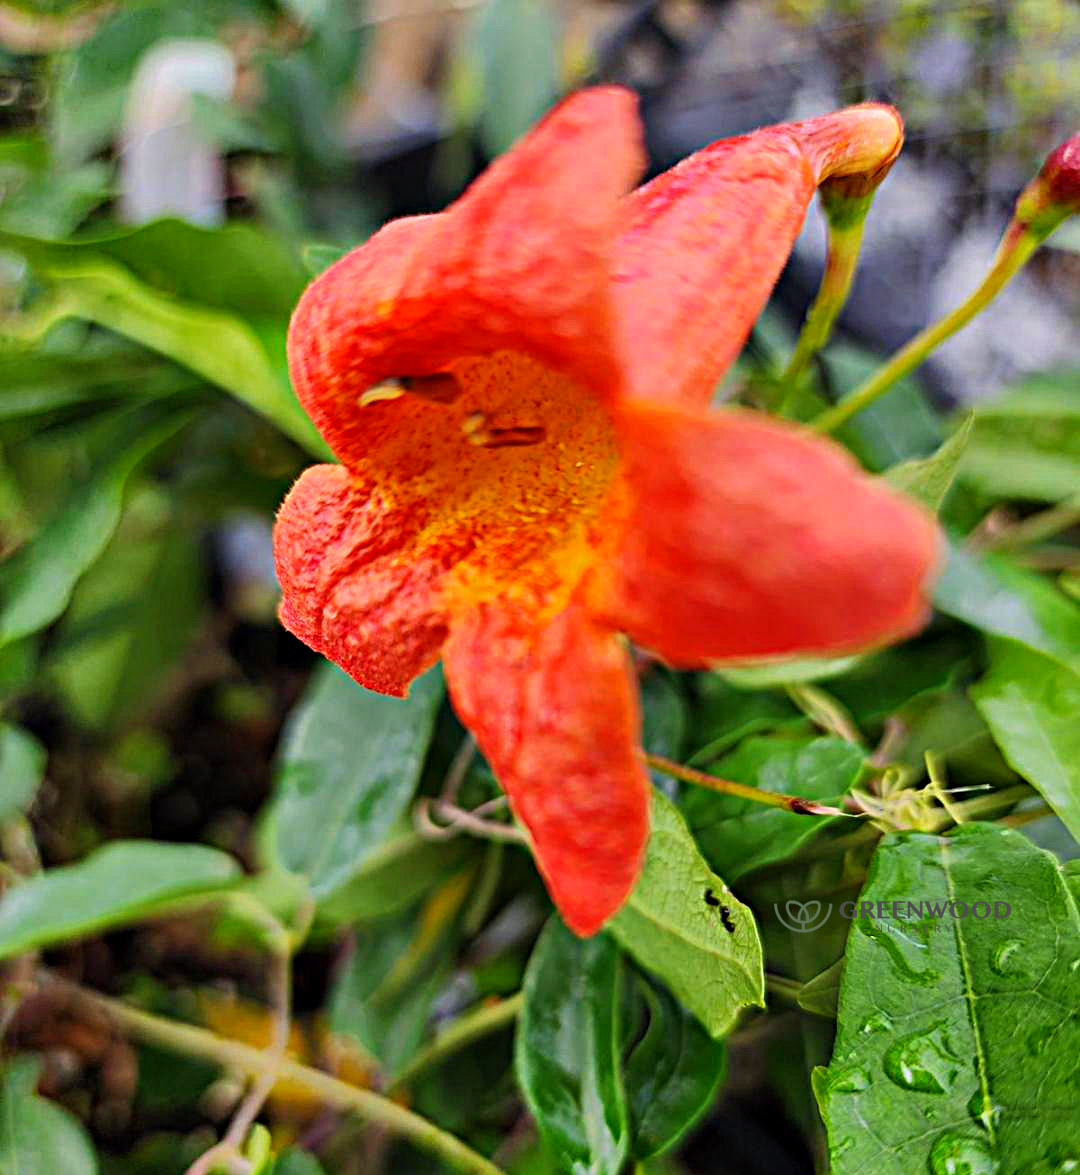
816, 823, 1080, 1175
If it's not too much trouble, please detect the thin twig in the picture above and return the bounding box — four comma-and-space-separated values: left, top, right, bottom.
39, 975, 508, 1175
642, 753, 851, 817
415, 797, 527, 843
185, 946, 293, 1175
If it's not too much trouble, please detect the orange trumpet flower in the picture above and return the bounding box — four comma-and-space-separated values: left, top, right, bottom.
274, 88, 938, 935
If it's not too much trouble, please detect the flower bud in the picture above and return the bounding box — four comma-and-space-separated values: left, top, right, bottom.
1013, 133, 1080, 240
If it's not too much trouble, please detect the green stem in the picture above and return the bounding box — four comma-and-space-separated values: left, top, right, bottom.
782, 213, 869, 390
389, 993, 523, 1092
811, 228, 1040, 434
47, 977, 508, 1175
643, 752, 849, 817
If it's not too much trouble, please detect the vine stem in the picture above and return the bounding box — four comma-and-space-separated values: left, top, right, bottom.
810, 228, 1039, 434
642, 752, 849, 816
42, 975, 508, 1175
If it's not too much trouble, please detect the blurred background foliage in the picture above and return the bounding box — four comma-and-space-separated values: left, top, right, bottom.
0, 2, 1078, 1174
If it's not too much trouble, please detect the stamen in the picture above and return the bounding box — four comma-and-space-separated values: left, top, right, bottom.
359, 380, 406, 406
461, 413, 546, 448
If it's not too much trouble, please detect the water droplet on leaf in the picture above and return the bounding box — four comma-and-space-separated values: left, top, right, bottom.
883, 1023, 962, 1094
927, 1131, 996, 1175
830, 1065, 871, 1092
861, 1011, 893, 1035
857, 920, 941, 985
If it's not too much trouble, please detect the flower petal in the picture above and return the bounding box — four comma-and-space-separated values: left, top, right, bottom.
611, 105, 903, 409
443, 600, 650, 936
274, 463, 470, 696
289, 87, 645, 466
591, 402, 939, 664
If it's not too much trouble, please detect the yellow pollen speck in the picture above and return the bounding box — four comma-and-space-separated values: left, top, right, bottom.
360, 381, 406, 406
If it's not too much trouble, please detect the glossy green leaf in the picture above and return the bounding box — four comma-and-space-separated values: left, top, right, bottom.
0, 219, 305, 320
516, 917, 628, 1175
609, 791, 765, 1038
934, 541, 1080, 668
959, 371, 1080, 502
15, 255, 327, 456
972, 637, 1080, 842
885, 414, 973, 512
272, 662, 444, 903
0, 413, 190, 649
0, 840, 241, 959
680, 737, 864, 881
815, 823, 1080, 1175
0, 1056, 98, 1175
624, 971, 727, 1158
0, 723, 45, 823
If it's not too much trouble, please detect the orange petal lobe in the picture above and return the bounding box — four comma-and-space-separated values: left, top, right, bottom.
612, 130, 815, 410
443, 601, 650, 936
274, 464, 466, 696
288, 87, 644, 466
593, 403, 940, 664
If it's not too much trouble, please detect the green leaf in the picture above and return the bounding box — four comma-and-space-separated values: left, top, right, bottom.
640, 669, 687, 788
624, 971, 727, 1158
609, 791, 765, 1038
933, 541, 1080, 668
313, 829, 471, 927
0, 1056, 98, 1175
972, 638, 1080, 843
47, 489, 203, 729
516, 917, 628, 1175
0, 840, 241, 959
0, 723, 45, 822
828, 342, 944, 471
272, 662, 444, 903
885, 414, 973, 512
0, 218, 305, 321
0, 412, 190, 648
10, 254, 327, 457
959, 370, 1080, 502
680, 737, 864, 881
796, 959, 844, 1018
688, 674, 801, 762
715, 653, 863, 689
815, 823, 1080, 1175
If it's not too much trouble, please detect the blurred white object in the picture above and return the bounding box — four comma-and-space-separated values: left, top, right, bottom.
120, 39, 235, 226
